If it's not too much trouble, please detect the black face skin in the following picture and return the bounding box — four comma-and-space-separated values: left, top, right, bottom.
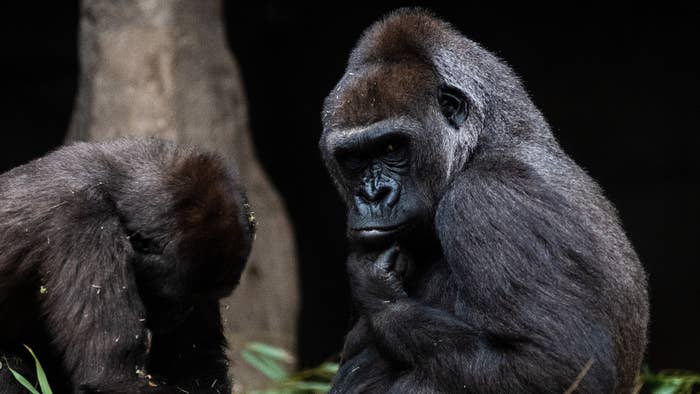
332, 122, 429, 245
321, 8, 649, 394
0, 138, 254, 393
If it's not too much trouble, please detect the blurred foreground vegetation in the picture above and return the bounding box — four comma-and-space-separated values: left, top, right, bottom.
242, 342, 337, 394
244, 342, 700, 394
4, 343, 699, 393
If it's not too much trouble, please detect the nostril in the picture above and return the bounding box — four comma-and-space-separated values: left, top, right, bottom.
386, 184, 401, 207
359, 183, 393, 204
372, 184, 391, 202
358, 185, 374, 202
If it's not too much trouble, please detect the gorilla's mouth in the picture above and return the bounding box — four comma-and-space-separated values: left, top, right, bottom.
351, 222, 410, 242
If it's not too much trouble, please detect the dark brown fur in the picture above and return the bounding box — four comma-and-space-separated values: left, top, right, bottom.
0, 138, 254, 393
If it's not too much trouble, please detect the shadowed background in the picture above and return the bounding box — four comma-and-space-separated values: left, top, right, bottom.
1, 1, 698, 371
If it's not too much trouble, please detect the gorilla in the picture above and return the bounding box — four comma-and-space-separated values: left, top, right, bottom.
320, 8, 649, 394
0, 139, 255, 393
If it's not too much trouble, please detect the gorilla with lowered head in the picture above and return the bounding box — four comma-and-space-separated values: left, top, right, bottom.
320, 9, 648, 393
0, 139, 254, 393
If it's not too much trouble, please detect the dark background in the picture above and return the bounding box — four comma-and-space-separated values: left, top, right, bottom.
1, 2, 698, 370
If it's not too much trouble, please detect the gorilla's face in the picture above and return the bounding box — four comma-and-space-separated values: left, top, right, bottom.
321, 62, 470, 249
331, 123, 426, 246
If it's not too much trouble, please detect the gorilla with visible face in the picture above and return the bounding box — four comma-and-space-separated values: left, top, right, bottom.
320, 9, 648, 393
0, 139, 254, 393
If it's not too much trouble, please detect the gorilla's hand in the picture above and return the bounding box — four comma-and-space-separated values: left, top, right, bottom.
348, 246, 408, 315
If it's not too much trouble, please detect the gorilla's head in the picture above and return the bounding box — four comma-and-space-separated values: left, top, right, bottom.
320, 9, 543, 250
107, 140, 255, 317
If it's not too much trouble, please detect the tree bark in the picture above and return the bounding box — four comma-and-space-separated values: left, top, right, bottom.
67, 1, 299, 391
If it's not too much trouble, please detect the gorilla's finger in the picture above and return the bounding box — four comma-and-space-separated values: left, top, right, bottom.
375, 244, 400, 272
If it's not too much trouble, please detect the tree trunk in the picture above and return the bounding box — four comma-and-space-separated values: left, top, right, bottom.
67, 1, 299, 391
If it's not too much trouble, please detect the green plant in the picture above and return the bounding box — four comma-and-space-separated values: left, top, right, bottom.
7, 341, 697, 394
4, 345, 53, 394
242, 342, 338, 394
243, 342, 700, 394
641, 368, 700, 394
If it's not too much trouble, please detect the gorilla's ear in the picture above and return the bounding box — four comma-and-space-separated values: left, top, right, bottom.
438, 86, 469, 128
127, 231, 164, 256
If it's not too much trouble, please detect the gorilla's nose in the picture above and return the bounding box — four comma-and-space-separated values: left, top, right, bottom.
358, 177, 399, 207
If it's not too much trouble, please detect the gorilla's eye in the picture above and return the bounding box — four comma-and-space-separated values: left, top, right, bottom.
339, 155, 367, 174
439, 86, 469, 128
128, 232, 162, 255
382, 141, 407, 165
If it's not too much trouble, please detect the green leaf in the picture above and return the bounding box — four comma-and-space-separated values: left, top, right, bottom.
242, 350, 289, 381
651, 383, 682, 394
286, 380, 332, 392
24, 345, 52, 394
241, 342, 336, 393
313, 362, 339, 377
642, 369, 700, 394
246, 342, 295, 363
6, 363, 41, 394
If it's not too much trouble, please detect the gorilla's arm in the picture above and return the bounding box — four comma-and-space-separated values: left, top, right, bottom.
353, 156, 616, 392
0, 165, 153, 392
348, 253, 480, 388
38, 211, 158, 392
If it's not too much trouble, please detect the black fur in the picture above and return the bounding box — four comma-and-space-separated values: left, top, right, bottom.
320, 8, 648, 393
0, 138, 254, 393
